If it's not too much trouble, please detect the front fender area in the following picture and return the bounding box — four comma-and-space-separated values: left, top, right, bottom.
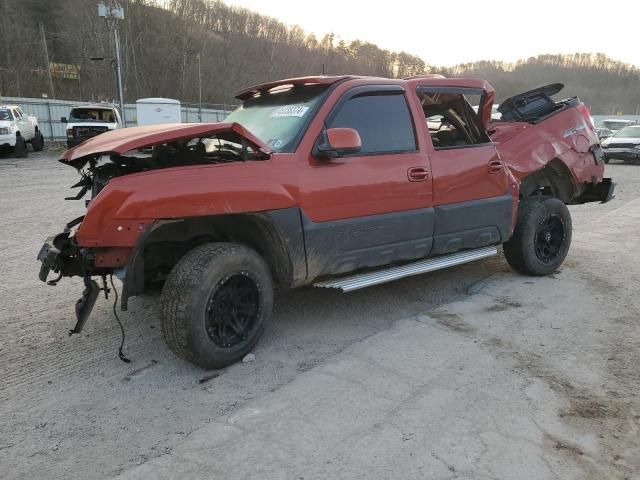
75, 162, 298, 248
120, 208, 307, 309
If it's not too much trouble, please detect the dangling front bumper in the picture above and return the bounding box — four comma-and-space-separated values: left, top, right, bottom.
37, 228, 107, 335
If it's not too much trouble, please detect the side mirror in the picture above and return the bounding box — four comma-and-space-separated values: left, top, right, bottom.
61, 117, 67, 123
315, 127, 362, 159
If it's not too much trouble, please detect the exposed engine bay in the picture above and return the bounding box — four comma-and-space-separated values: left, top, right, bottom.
65, 132, 269, 201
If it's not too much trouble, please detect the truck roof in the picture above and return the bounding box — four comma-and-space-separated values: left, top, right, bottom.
235, 75, 496, 127
72, 104, 117, 110
235, 75, 495, 98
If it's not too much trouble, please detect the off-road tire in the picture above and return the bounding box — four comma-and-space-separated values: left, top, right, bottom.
14, 135, 27, 158
503, 196, 572, 276
159, 242, 273, 369
32, 130, 45, 151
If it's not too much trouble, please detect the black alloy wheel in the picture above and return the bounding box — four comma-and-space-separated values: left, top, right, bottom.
205, 272, 261, 348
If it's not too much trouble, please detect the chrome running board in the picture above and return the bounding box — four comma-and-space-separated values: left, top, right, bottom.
314, 246, 497, 292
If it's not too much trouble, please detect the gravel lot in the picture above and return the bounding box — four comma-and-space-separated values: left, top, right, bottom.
0, 150, 638, 479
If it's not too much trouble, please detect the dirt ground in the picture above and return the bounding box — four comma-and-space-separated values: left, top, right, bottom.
0, 150, 638, 479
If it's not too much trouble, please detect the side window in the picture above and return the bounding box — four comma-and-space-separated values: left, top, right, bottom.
418, 89, 491, 150
328, 93, 416, 154
12, 109, 22, 120
16, 107, 25, 117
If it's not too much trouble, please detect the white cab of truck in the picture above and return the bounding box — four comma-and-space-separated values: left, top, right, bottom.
63, 105, 122, 148
0, 105, 44, 157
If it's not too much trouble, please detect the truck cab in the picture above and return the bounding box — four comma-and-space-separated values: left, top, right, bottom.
62, 104, 122, 148
0, 105, 44, 157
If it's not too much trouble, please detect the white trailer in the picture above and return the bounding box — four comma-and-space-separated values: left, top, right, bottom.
136, 98, 181, 125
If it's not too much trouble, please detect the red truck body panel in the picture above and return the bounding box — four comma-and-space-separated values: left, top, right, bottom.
55, 76, 605, 273
72, 77, 500, 247
490, 107, 604, 184
75, 159, 298, 246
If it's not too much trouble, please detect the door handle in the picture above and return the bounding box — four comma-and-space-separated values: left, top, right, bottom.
407, 166, 429, 182
488, 160, 504, 174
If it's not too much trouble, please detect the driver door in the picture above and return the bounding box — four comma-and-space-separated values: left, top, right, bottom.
297, 86, 435, 279
13, 108, 32, 138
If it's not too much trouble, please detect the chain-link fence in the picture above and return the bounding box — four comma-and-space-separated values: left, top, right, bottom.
0, 96, 237, 140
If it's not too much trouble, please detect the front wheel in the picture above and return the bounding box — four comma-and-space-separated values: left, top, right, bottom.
14, 136, 27, 158
159, 242, 273, 369
503, 197, 572, 276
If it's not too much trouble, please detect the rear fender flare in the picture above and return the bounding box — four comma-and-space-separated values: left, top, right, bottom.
519, 158, 577, 203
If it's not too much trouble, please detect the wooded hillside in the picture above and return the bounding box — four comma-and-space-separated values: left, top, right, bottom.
1, 0, 639, 114
441, 54, 640, 115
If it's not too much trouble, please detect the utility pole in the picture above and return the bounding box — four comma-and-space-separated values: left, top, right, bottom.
113, 27, 125, 125
39, 23, 55, 99
98, 2, 126, 126
197, 53, 202, 122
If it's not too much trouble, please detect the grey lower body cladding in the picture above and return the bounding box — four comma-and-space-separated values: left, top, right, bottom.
301, 194, 512, 280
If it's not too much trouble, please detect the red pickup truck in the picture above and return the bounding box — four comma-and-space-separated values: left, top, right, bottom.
37, 75, 613, 368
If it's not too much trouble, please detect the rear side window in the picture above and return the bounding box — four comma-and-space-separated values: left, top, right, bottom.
418, 88, 491, 150
328, 93, 416, 154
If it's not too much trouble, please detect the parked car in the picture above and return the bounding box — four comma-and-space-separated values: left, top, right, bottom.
601, 124, 640, 164
37, 75, 613, 369
473, 103, 501, 119
596, 127, 613, 141
600, 118, 635, 134
0, 105, 44, 157
62, 104, 122, 148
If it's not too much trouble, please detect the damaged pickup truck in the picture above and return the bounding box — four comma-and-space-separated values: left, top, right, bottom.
37, 75, 614, 368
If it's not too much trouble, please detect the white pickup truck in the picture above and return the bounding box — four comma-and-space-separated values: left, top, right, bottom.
62, 104, 122, 148
0, 105, 45, 157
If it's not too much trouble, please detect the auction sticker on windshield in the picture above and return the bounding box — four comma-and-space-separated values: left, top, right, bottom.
270, 105, 309, 118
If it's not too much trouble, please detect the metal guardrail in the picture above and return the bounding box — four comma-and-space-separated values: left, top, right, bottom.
0, 96, 237, 140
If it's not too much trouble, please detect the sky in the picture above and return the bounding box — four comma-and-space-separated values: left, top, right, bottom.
223, 0, 640, 67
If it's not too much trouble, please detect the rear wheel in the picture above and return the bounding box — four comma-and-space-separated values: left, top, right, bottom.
159, 242, 273, 369
503, 197, 572, 276
32, 130, 45, 151
14, 135, 27, 158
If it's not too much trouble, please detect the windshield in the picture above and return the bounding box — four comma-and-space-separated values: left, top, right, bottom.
70, 108, 116, 122
602, 120, 632, 131
0, 108, 12, 121
613, 125, 640, 138
225, 84, 328, 152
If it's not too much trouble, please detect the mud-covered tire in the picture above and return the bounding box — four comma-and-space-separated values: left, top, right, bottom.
503, 197, 572, 276
159, 242, 273, 369
32, 131, 45, 151
14, 136, 27, 158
